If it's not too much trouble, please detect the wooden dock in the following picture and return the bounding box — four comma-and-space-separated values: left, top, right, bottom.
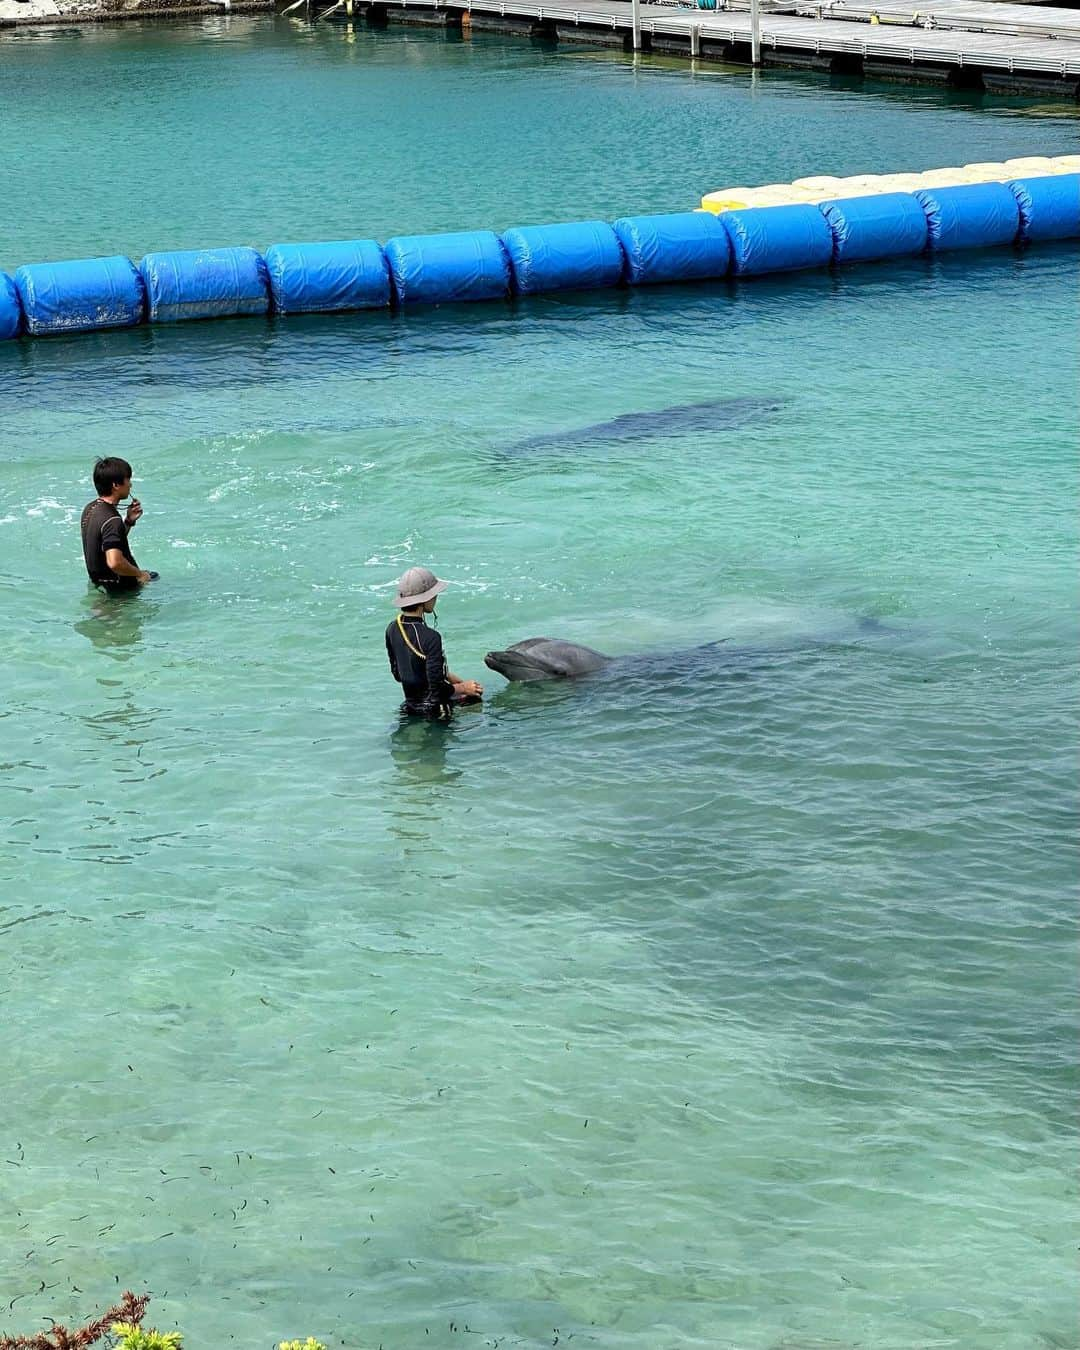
357, 0, 1080, 91
788, 0, 1080, 41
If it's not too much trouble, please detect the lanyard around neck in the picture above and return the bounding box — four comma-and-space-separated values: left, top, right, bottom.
396, 613, 427, 660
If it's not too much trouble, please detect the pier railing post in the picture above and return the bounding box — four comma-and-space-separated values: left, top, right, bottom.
750, 0, 761, 64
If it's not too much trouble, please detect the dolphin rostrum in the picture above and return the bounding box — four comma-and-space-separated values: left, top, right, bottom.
505, 396, 782, 455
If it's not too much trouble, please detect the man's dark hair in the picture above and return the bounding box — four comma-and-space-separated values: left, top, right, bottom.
93, 457, 133, 496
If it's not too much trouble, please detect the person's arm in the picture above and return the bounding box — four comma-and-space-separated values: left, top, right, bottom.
424, 629, 453, 708
124, 498, 143, 530
104, 548, 152, 583
444, 662, 483, 699
386, 628, 401, 683
445, 657, 483, 697
451, 676, 483, 697
100, 516, 150, 583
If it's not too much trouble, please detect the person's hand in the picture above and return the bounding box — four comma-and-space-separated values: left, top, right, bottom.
456, 680, 484, 698
137, 570, 153, 584
125, 498, 143, 527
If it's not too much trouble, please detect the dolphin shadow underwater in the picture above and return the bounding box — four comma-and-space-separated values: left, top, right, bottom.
502, 396, 784, 457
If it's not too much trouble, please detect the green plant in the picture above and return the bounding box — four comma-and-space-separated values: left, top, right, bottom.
109, 1328, 181, 1350
0, 1292, 149, 1350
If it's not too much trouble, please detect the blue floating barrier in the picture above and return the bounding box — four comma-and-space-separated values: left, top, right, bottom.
500, 220, 625, 295
1008, 173, 1080, 244
613, 211, 731, 285
140, 246, 270, 323
818, 192, 929, 264
719, 204, 834, 277
0, 272, 22, 340
13, 255, 145, 337
914, 183, 1019, 252
383, 230, 510, 306
263, 239, 390, 314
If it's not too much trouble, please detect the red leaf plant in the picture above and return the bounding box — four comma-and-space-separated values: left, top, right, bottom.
0, 1291, 150, 1350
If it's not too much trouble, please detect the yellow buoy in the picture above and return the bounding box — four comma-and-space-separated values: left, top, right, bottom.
700, 157, 1072, 218
701, 189, 754, 213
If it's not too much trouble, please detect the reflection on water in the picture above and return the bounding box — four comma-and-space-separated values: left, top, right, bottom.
389, 713, 455, 771
387, 712, 474, 790
72, 587, 150, 658
383, 717, 472, 870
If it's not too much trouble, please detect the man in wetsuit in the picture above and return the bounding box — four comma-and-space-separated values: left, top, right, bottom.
386, 567, 483, 717
80, 457, 158, 593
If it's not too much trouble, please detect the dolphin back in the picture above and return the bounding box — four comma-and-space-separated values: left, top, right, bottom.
506, 396, 782, 455
484, 637, 611, 681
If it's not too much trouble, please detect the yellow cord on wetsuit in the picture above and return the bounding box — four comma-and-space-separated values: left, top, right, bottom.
396, 613, 427, 660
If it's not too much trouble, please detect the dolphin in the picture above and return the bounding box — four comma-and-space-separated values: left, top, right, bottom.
484, 637, 611, 681
505, 396, 782, 454
483, 637, 729, 682
485, 618, 896, 684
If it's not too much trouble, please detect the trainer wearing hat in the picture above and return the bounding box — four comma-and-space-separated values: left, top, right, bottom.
386, 567, 483, 717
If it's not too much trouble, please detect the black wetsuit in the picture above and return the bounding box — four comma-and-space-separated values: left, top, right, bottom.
385, 612, 457, 717
81, 499, 138, 591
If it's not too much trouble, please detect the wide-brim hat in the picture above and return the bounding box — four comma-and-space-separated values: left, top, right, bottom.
395, 566, 448, 608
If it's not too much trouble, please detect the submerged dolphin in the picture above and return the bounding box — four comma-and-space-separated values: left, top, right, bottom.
506, 396, 782, 454
484, 637, 611, 682
486, 618, 894, 684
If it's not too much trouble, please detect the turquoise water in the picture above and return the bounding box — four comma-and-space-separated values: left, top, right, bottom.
2, 18, 1079, 1350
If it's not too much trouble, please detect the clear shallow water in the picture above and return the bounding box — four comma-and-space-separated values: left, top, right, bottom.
1, 19, 1079, 1350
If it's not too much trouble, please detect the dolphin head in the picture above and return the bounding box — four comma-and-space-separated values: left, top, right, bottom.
484, 637, 611, 682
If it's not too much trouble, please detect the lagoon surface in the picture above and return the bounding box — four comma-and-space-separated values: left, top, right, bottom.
1, 17, 1078, 1349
